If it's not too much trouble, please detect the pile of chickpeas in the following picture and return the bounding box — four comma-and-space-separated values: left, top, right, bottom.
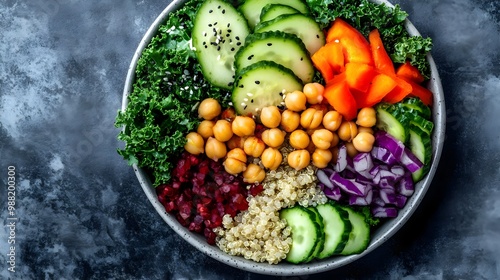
184, 82, 378, 184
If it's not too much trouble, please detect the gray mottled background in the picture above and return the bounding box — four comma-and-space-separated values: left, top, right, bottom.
1, 0, 499, 279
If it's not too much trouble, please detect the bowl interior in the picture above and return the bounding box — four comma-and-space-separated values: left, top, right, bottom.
121, 0, 446, 276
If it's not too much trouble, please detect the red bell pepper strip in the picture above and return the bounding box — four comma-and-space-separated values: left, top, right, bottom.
405, 79, 434, 106
368, 29, 395, 75
355, 73, 398, 108
382, 76, 413, 103
326, 18, 373, 66
323, 74, 358, 121
345, 62, 377, 93
396, 61, 425, 83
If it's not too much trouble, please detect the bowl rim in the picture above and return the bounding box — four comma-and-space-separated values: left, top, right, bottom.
121, 0, 446, 276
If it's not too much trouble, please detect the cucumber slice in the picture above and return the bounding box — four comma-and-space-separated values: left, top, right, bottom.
260, 4, 300, 23
232, 61, 303, 117
339, 206, 370, 255
239, 0, 310, 29
254, 13, 325, 55
280, 206, 322, 264
408, 113, 434, 136
375, 103, 410, 143
192, 0, 250, 89
315, 203, 352, 259
400, 97, 432, 119
235, 31, 314, 83
408, 124, 432, 182
305, 207, 325, 262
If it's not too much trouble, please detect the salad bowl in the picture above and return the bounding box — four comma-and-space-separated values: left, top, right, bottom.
120, 0, 445, 275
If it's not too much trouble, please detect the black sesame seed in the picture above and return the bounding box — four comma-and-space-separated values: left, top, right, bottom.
247, 54, 254, 60
208, 23, 212, 27
267, 43, 272, 46
279, 92, 283, 96
236, 42, 241, 46
228, 82, 234, 87
209, 9, 213, 13
227, 23, 230, 27
316, 34, 320, 38
251, 99, 254, 103
226, 34, 230, 37
222, 9, 225, 14
244, 105, 248, 110
214, 22, 218, 26
255, 80, 260, 84
231, 47, 235, 51
300, 57, 303, 61
217, 46, 221, 51
205, 45, 208, 49
217, 5, 221, 9
239, 85, 244, 88
228, 29, 232, 33
235, 36, 240, 40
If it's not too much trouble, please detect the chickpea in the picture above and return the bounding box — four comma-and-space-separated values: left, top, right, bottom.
323, 110, 343, 131
223, 148, 247, 175
356, 107, 377, 127
311, 129, 335, 150
357, 126, 374, 134
284, 90, 307, 112
300, 108, 324, 130
345, 142, 359, 158
198, 98, 221, 120
303, 83, 324, 104
226, 135, 244, 150
289, 130, 310, 149
312, 149, 333, 168
184, 132, 204, 155
232, 116, 256, 137
261, 128, 286, 148
243, 163, 266, 183
337, 121, 358, 142
280, 110, 300, 132
287, 150, 310, 170
243, 136, 266, 157
352, 131, 375, 152
197, 120, 215, 139
213, 119, 233, 142
260, 106, 281, 128
205, 137, 226, 161
261, 147, 282, 170
226, 148, 247, 162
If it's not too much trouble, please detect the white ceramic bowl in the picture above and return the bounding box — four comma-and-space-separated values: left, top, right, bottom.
120, 0, 445, 276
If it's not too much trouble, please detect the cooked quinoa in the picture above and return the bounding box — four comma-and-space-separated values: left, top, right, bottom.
214, 145, 328, 264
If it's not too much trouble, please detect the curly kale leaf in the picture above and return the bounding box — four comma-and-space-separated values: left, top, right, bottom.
116, 0, 229, 185
392, 36, 433, 79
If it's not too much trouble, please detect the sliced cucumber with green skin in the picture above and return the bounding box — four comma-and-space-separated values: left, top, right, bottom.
305, 207, 325, 262
232, 61, 303, 117
280, 206, 322, 264
315, 203, 353, 259
400, 97, 432, 119
408, 124, 432, 182
260, 4, 300, 23
339, 206, 371, 255
388, 104, 434, 136
254, 13, 325, 55
239, 0, 310, 29
408, 113, 434, 136
192, 0, 250, 89
235, 31, 314, 83
375, 103, 411, 143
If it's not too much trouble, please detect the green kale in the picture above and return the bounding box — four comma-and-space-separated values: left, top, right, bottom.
115, 0, 230, 186
305, 0, 432, 78
392, 36, 433, 79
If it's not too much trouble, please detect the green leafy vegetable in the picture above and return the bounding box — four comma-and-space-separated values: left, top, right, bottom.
306, 0, 432, 77
391, 36, 433, 79
115, 0, 230, 186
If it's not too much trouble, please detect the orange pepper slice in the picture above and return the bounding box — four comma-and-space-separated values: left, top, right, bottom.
323, 74, 358, 121
396, 61, 425, 83
326, 18, 373, 65
368, 29, 395, 75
